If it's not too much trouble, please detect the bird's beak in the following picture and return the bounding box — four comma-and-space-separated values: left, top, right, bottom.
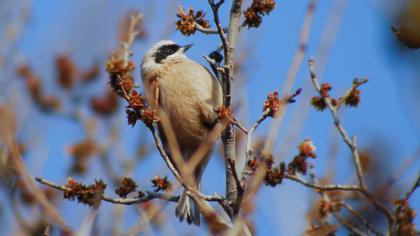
181, 44, 194, 53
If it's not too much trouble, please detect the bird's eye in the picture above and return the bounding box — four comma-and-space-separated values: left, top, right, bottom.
154, 44, 181, 63
165, 48, 175, 54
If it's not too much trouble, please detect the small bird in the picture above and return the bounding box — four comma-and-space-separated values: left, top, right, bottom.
141, 40, 223, 225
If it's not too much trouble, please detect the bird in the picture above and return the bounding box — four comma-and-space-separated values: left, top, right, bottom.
141, 40, 223, 225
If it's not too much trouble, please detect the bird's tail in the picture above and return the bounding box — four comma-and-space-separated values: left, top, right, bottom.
175, 188, 200, 225
175, 151, 211, 226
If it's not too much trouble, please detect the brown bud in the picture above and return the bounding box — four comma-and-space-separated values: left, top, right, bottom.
151, 176, 172, 192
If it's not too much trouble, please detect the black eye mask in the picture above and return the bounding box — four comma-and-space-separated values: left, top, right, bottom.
154, 44, 181, 63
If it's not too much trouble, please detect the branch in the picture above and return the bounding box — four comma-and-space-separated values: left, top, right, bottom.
208, 0, 243, 210
284, 174, 362, 192
228, 159, 243, 193
340, 201, 384, 236
36, 176, 227, 205
405, 171, 420, 200
333, 213, 366, 236
183, 122, 227, 187
186, 189, 233, 233
222, 0, 243, 212
359, 190, 396, 230
7, 141, 72, 233
148, 121, 233, 232
203, 54, 222, 84
336, 78, 368, 110
228, 159, 245, 216
264, 0, 318, 158
308, 58, 395, 228
195, 22, 226, 35
246, 109, 270, 162
282, 0, 317, 94
352, 147, 420, 222
308, 58, 366, 189
35, 177, 179, 205
224, 0, 243, 106
122, 13, 142, 66
208, 0, 229, 58
148, 123, 182, 182
232, 118, 248, 134
308, 165, 366, 236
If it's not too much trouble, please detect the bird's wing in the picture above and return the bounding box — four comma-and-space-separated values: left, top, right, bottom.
160, 59, 223, 128
141, 70, 161, 108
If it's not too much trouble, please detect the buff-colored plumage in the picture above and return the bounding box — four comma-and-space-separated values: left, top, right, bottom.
141, 40, 222, 225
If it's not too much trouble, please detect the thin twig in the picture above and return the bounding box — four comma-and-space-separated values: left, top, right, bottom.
195, 23, 224, 35
185, 122, 226, 181
35, 177, 179, 205
186, 189, 232, 232
246, 109, 270, 161
308, 58, 395, 228
203, 54, 223, 85
110, 178, 225, 213
122, 13, 142, 66
7, 141, 72, 233
228, 159, 243, 193
333, 213, 366, 236
284, 174, 362, 192
405, 171, 420, 200
208, 0, 228, 60
148, 122, 232, 232
148, 123, 182, 182
282, 0, 317, 94
264, 0, 318, 158
335, 78, 368, 109
359, 189, 396, 229
232, 118, 248, 134
308, 165, 366, 236
228, 158, 244, 216
340, 202, 384, 236
356, 147, 420, 217
309, 58, 366, 188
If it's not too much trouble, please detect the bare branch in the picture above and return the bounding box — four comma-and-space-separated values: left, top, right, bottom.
340, 201, 384, 236
405, 171, 420, 200
284, 174, 361, 192
308, 58, 366, 189
208, 0, 244, 210
308, 58, 396, 228
264, 0, 318, 157
7, 141, 72, 233
232, 118, 248, 134
282, 0, 317, 94
246, 109, 270, 161
208, 0, 229, 59
187, 189, 233, 233
359, 190, 396, 229
148, 123, 183, 182
228, 159, 243, 194
148, 121, 233, 232
122, 13, 142, 66
227, 159, 245, 216
195, 22, 224, 35
308, 165, 367, 236
333, 213, 366, 236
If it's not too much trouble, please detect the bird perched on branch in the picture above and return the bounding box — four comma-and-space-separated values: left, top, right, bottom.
141, 40, 223, 225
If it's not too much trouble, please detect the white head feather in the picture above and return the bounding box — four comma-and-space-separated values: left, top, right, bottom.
141, 40, 190, 75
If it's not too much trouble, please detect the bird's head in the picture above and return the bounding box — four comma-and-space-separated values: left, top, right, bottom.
141, 40, 193, 73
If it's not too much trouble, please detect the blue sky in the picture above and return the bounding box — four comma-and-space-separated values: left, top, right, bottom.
3, 0, 419, 235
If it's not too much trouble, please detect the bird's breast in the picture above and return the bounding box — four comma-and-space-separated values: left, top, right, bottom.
146, 59, 222, 147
